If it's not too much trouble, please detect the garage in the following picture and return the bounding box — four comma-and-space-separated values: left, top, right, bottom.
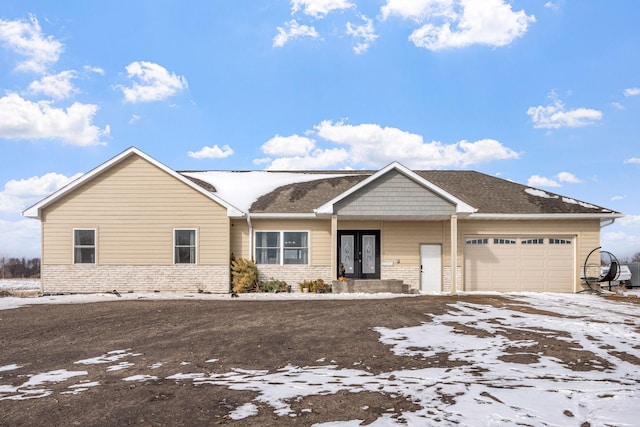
464, 236, 575, 292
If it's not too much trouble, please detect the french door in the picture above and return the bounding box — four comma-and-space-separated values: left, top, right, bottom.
338, 230, 380, 279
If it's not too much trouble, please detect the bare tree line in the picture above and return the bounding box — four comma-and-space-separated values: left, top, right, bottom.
0, 257, 41, 279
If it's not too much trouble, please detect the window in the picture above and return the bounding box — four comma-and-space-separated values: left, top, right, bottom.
521, 238, 544, 245
174, 229, 196, 264
494, 238, 516, 245
549, 238, 572, 245
255, 231, 309, 265
283, 231, 308, 265
465, 238, 488, 245
74, 229, 96, 264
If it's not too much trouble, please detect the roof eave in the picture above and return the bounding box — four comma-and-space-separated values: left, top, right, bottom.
469, 213, 624, 220
248, 212, 319, 219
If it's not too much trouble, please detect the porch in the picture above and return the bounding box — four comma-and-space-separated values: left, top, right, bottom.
332, 279, 412, 294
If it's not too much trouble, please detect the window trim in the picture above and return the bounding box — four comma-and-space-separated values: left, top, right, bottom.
73, 228, 97, 264
465, 238, 488, 245
254, 230, 310, 265
493, 238, 516, 245
521, 238, 544, 245
173, 228, 198, 264
549, 237, 572, 245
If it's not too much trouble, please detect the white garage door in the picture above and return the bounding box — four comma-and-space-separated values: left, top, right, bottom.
464, 236, 575, 292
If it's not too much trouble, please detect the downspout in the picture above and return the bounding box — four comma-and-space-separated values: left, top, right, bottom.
600, 218, 616, 228
246, 213, 253, 260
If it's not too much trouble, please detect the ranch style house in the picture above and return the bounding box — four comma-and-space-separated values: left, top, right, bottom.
23, 147, 622, 294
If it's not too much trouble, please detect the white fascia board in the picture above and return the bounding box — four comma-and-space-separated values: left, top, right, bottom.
23, 147, 244, 219
247, 213, 319, 219
469, 213, 624, 220
315, 161, 476, 215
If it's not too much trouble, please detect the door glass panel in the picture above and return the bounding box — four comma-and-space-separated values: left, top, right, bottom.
341, 235, 354, 274
362, 235, 376, 274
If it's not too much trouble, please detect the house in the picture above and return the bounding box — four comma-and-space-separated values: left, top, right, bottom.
23, 147, 622, 294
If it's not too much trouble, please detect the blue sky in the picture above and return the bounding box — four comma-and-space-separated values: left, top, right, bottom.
1, 0, 639, 260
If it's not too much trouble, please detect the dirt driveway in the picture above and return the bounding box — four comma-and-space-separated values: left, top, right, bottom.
1, 294, 638, 426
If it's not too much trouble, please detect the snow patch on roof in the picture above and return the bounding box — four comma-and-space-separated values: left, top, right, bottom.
562, 197, 599, 209
180, 171, 359, 212
524, 188, 557, 199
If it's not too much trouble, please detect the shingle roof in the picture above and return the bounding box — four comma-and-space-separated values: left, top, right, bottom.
183, 168, 618, 216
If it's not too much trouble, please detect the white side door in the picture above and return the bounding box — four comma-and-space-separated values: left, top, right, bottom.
421, 244, 442, 293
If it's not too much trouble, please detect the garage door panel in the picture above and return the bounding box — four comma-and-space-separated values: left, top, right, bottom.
464, 236, 574, 292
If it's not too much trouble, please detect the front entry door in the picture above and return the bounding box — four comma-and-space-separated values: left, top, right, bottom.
420, 244, 442, 293
338, 230, 380, 279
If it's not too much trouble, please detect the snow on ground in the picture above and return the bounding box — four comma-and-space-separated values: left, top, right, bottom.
0, 279, 39, 290
0, 290, 639, 425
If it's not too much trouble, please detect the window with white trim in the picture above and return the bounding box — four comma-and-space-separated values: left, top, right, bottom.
174, 229, 197, 264
255, 231, 309, 265
74, 229, 96, 264
521, 238, 544, 245
549, 238, 572, 245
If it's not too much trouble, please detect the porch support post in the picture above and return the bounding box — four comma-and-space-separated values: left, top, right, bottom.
331, 215, 338, 279
450, 214, 458, 295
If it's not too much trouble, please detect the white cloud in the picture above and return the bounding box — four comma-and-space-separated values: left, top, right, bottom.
623, 87, 640, 97
380, 0, 455, 22
0, 14, 63, 73
187, 145, 234, 160
624, 157, 640, 165
611, 102, 625, 110
346, 15, 378, 54
266, 148, 349, 170
314, 120, 519, 168
619, 214, 640, 227
611, 195, 626, 202
0, 219, 41, 258
544, 2, 560, 11
527, 96, 602, 129
273, 20, 319, 48
381, 0, 535, 50
0, 172, 82, 214
601, 217, 640, 259
83, 65, 105, 75
527, 175, 560, 188
128, 114, 141, 125
291, 0, 355, 18
257, 120, 518, 170
526, 171, 580, 188
118, 61, 188, 103
261, 134, 316, 156
0, 93, 109, 146
556, 171, 581, 183
27, 70, 78, 100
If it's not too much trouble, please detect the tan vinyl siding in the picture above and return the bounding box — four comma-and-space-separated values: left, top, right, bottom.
250, 219, 331, 266
42, 155, 229, 265
230, 219, 250, 259
382, 221, 444, 264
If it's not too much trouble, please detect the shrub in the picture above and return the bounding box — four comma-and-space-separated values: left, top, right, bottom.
259, 278, 288, 293
231, 257, 258, 293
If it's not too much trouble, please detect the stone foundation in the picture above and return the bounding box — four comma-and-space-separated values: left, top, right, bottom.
42, 264, 230, 294
256, 265, 332, 292
332, 279, 407, 294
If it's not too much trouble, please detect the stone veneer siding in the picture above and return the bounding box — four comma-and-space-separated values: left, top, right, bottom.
42, 264, 230, 294
381, 265, 420, 290
442, 266, 463, 293
256, 265, 332, 292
